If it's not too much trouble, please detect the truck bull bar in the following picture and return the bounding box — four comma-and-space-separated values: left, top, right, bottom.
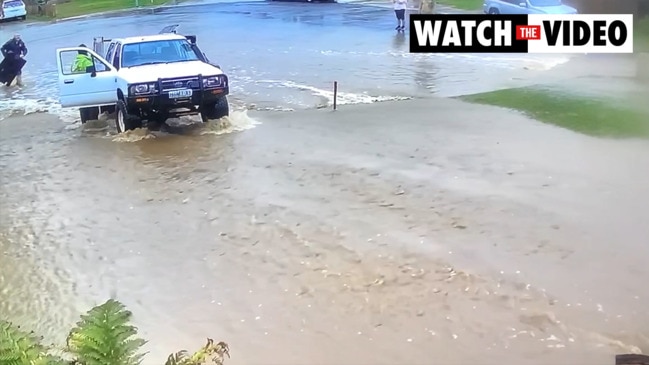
153, 73, 229, 105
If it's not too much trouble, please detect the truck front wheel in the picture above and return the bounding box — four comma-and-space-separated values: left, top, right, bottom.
200, 96, 229, 123
115, 100, 142, 133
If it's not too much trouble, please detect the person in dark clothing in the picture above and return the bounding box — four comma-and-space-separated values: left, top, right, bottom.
1, 34, 28, 86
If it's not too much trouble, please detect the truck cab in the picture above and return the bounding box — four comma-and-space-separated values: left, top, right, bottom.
56, 26, 230, 133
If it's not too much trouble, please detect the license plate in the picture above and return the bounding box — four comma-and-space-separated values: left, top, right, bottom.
168, 89, 193, 99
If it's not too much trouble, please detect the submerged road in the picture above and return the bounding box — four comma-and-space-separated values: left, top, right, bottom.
1, 0, 577, 118
2, 98, 649, 363
1, 1, 649, 364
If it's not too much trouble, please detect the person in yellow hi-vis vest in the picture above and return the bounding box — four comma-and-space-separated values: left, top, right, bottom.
419, 0, 435, 14
71, 44, 94, 74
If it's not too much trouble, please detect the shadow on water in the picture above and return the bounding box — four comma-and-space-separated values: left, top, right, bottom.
392, 32, 406, 50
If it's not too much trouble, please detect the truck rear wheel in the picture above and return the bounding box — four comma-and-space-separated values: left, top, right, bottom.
115, 100, 142, 133
79, 107, 99, 124
200, 96, 229, 123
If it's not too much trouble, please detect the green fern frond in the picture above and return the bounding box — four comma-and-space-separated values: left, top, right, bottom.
66, 299, 147, 365
0, 320, 67, 365
43, 354, 73, 365
4, 301, 229, 365
164, 350, 189, 365
166, 339, 229, 365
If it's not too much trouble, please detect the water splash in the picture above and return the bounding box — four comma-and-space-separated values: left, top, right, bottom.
255, 79, 412, 107
107, 109, 260, 142
198, 110, 261, 135
112, 128, 158, 143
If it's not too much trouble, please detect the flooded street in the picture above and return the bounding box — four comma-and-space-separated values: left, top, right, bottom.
1, 1, 649, 364
3, 100, 649, 363
1, 0, 577, 119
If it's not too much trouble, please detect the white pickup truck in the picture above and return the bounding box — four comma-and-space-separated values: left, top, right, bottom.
55, 25, 230, 132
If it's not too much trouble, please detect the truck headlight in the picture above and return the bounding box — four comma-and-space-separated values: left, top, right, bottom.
129, 83, 157, 95
202, 75, 225, 88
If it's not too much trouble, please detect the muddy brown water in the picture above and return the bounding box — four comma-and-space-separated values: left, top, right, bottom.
1, 97, 649, 364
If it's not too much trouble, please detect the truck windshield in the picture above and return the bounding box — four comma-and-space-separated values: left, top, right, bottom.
528, 0, 562, 6
3, 1, 24, 8
121, 39, 200, 68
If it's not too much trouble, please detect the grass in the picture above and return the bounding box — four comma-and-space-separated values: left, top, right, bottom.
436, 0, 483, 11
636, 16, 649, 52
460, 87, 649, 139
52, 0, 170, 19
25, 14, 51, 22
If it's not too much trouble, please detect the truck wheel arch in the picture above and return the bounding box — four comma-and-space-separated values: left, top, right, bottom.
117, 88, 125, 101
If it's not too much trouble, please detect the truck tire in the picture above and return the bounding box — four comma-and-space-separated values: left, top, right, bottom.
200, 96, 229, 123
79, 107, 100, 124
115, 100, 142, 133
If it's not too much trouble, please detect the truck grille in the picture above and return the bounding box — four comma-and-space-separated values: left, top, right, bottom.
160, 77, 200, 91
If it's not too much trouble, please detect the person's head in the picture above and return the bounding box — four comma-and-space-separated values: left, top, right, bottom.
78, 44, 88, 56
13, 34, 20, 41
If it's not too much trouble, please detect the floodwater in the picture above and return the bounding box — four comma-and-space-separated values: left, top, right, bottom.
0, 0, 580, 119
1, 1, 649, 364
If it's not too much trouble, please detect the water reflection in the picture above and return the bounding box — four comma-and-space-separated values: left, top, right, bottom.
392, 32, 406, 50
284, 14, 327, 25
414, 55, 437, 91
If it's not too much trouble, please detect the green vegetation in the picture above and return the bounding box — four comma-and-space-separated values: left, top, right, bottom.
436, 0, 483, 11
50, 0, 169, 19
636, 16, 649, 52
25, 14, 51, 22
0, 299, 229, 365
460, 87, 649, 138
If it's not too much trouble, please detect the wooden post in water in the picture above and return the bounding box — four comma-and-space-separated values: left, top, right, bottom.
333, 81, 338, 111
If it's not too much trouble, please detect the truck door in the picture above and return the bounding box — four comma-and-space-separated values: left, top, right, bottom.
56, 47, 118, 108
104, 42, 117, 62
501, 0, 523, 13
112, 43, 123, 70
